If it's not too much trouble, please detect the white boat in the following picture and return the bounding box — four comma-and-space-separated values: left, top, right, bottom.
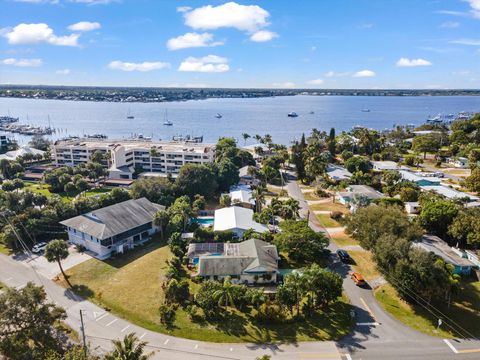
287, 112, 298, 117
163, 109, 173, 126
126, 108, 134, 119
215, 113, 223, 119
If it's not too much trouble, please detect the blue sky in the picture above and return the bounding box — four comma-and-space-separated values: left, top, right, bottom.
1, 0, 480, 88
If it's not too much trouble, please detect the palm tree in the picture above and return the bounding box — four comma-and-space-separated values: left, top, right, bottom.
241, 133, 251, 146
104, 333, 152, 360
153, 210, 170, 239
251, 186, 266, 212
283, 197, 300, 219
149, 147, 159, 158
44, 239, 70, 285
253, 134, 262, 144
213, 277, 236, 308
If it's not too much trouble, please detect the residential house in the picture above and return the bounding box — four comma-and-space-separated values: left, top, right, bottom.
404, 201, 420, 215
446, 157, 469, 169
371, 161, 399, 171
325, 164, 352, 182
420, 185, 479, 202
60, 198, 165, 259
213, 206, 268, 238
399, 170, 442, 186
413, 235, 476, 275
0, 146, 44, 161
336, 185, 384, 206
238, 165, 260, 186
188, 239, 279, 284
229, 189, 255, 209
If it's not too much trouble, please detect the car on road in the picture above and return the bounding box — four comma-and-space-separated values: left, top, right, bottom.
32, 242, 48, 254
351, 272, 367, 286
337, 249, 351, 263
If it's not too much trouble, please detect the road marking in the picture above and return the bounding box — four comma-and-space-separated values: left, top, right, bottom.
300, 355, 347, 359
458, 348, 480, 354
105, 319, 117, 327
139, 333, 147, 339
360, 297, 376, 321
357, 322, 380, 326
95, 313, 109, 322
229, 348, 233, 352
194, 344, 198, 349
345, 354, 353, 360
443, 339, 458, 354
120, 325, 130, 333
164, 339, 169, 345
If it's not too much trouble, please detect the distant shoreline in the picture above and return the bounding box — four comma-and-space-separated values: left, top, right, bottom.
0, 86, 479, 104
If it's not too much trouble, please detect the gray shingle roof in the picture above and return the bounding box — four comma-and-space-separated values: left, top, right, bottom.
197, 239, 279, 277
60, 198, 165, 240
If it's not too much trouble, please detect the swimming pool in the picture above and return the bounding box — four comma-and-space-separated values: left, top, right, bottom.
195, 217, 214, 226
192, 253, 223, 265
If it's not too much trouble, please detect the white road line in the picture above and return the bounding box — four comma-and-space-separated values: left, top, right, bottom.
5, 277, 12, 281
357, 322, 380, 326
139, 333, 147, 339
164, 339, 169, 345
105, 319, 118, 327
345, 354, 353, 360
443, 339, 459, 354
194, 344, 198, 349
229, 348, 233, 352
95, 313, 109, 322
120, 325, 130, 333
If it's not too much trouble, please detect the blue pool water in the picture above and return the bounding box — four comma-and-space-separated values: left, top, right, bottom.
192, 253, 223, 265
195, 217, 214, 226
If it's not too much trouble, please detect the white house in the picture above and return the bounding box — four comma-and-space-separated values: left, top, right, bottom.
446, 157, 469, 169
229, 189, 255, 209
336, 185, 384, 205
325, 164, 352, 182
0, 146, 44, 161
60, 198, 165, 259
420, 185, 479, 202
404, 201, 420, 214
213, 206, 268, 238
371, 161, 399, 171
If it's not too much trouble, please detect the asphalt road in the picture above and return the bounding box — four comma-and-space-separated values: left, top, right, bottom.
285, 172, 480, 359
0, 174, 478, 359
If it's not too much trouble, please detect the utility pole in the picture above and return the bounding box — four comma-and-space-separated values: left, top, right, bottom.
79, 309, 87, 357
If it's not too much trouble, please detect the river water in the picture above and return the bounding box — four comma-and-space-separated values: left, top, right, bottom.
1, 95, 479, 145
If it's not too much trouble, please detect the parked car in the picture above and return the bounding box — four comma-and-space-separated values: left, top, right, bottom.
351, 272, 366, 286
32, 242, 48, 254
337, 249, 351, 263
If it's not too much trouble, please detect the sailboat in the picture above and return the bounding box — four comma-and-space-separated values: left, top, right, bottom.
215, 113, 223, 119
163, 109, 173, 126
127, 108, 134, 119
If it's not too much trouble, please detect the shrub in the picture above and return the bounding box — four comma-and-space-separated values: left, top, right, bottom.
255, 302, 285, 323
159, 303, 176, 327
330, 211, 343, 221
185, 304, 199, 320
314, 187, 329, 198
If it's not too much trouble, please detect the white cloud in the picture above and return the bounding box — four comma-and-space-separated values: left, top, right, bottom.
396, 58, 432, 67
178, 55, 229, 73
466, 0, 480, 18
14, 0, 59, 3
352, 70, 376, 78
440, 21, 460, 28
4, 23, 80, 46
183, 2, 270, 32
307, 79, 324, 85
272, 82, 296, 88
108, 60, 171, 72
176, 6, 191, 13
68, 21, 101, 32
450, 38, 480, 45
311, 46, 317, 51
56, 68, 70, 74
166, 32, 223, 50
359, 23, 374, 29
2, 58, 42, 67
250, 30, 278, 42
325, 71, 350, 77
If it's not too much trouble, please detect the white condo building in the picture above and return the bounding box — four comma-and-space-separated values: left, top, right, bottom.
53, 138, 215, 179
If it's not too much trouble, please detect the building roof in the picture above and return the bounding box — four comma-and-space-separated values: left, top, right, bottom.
399, 170, 442, 184
420, 185, 479, 201
414, 235, 474, 267
239, 165, 251, 178
339, 185, 384, 200
213, 206, 268, 233
371, 161, 399, 170
0, 146, 44, 161
60, 198, 165, 240
197, 239, 279, 277
230, 189, 255, 205
326, 164, 352, 181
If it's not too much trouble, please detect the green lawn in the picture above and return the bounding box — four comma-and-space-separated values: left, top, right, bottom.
330, 233, 359, 247
375, 281, 480, 338
83, 187, 113, 197
315, 213, 341, 228
59, 240, 353, 343
309, 202, 347, 213
349, 251, 381, 281
23, 181, 52, 197
303, 191, 322, 201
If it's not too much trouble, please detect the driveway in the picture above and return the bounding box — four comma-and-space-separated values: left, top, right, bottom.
11, 245, 92, 279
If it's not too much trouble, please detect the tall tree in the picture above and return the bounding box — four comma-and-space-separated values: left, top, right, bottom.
104, 333, 152, 360
412, 134, 441, 159
153, 210, 170, 239
213, 276, 236, 308
44, 239, 70, 285
241, 133, 251, 146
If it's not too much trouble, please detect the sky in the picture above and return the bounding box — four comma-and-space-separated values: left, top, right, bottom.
0, 0, 480, 89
